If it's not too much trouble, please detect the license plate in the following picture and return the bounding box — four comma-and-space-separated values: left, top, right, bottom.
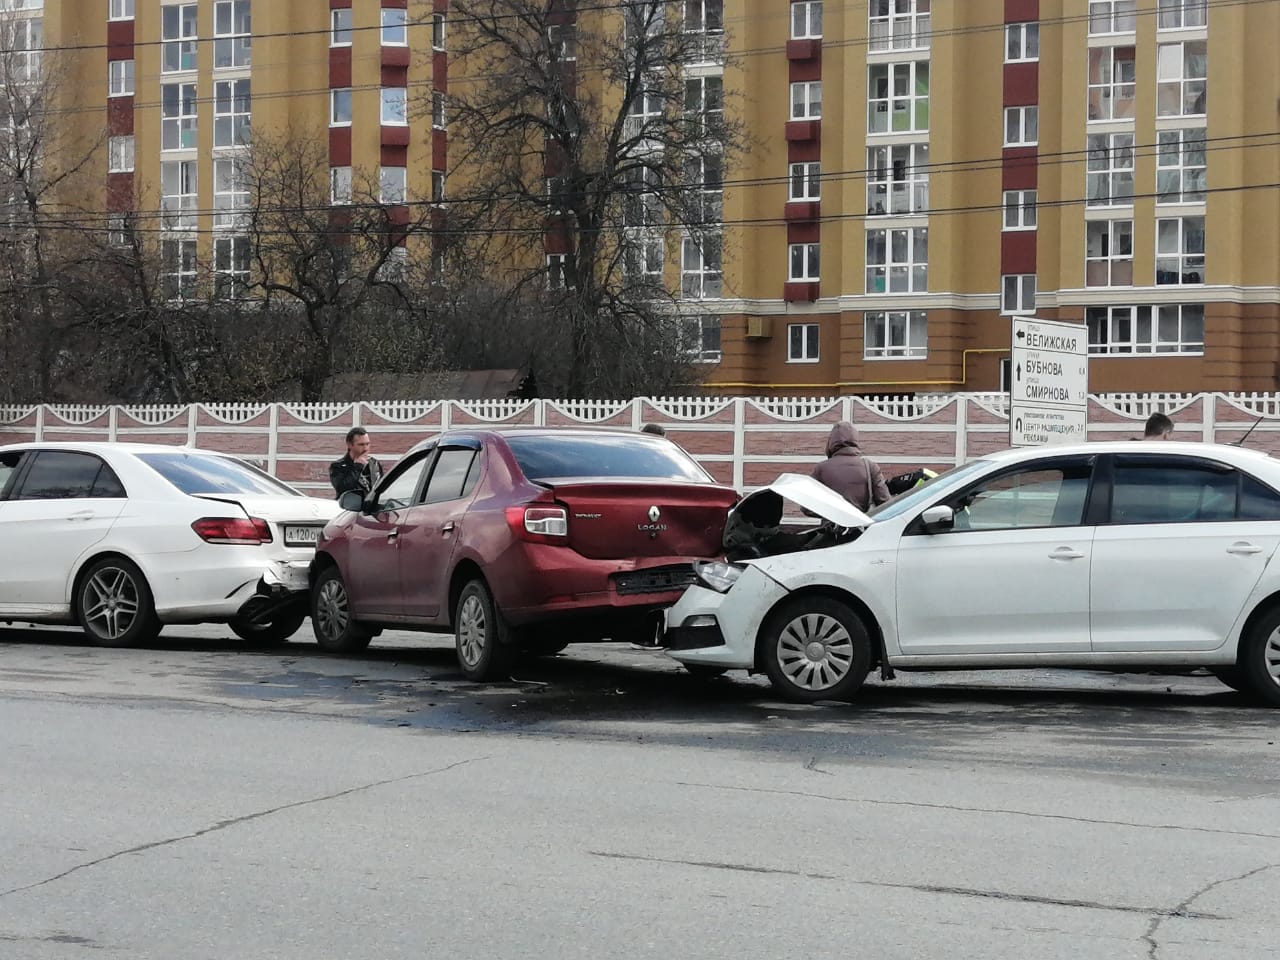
283, 524, 323, 547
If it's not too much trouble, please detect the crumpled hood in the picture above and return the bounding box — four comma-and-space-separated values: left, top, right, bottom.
728, 473, 874, 534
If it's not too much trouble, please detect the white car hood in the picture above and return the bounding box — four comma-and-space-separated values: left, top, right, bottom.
733, 473, 874, 529
193, 494, 341, 524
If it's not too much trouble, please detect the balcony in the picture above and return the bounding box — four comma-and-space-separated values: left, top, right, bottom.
785, 120, 820, 142
786, 39, 822, 61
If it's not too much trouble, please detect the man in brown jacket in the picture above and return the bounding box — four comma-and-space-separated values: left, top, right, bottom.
811, 421, 891, 511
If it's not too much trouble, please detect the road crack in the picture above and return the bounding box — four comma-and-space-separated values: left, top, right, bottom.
589, 851, 1222, 918
1141, 862, 1278, 959
0, 755, 491, 899
676, 780, 1280, 842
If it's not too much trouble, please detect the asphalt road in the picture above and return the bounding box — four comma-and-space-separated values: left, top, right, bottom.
1, 623, 1277, 960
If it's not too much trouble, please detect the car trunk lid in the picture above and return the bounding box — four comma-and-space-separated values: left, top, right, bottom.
193, 494, 341, 547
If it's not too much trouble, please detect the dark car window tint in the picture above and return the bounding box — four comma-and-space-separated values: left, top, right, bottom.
377, 455, 431, 511
1240, 475, 1280, 521
1111, 464, 1238, 524
951, 465, 1092, 531
16, 452, 113, 500
139, 452, 300, 497
421, 449, 476, 505
91, 463, 127, 498
506, 435, 709, 482
0, 451, 23, 498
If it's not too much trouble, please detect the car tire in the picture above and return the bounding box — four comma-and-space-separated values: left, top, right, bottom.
1239, 607, 1280, 707
310, 566, 373, 653
230, 609, 306, 645
76, 557, 162, 648
454, 579, 514, 682
757, 595, 871, 704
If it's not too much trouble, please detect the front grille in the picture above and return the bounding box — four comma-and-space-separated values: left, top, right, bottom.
614, 565, 697, 596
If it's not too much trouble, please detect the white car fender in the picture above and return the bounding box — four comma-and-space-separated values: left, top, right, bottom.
1223, 550, 1280, 656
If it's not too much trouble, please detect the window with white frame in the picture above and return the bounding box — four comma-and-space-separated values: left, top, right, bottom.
683, 0, 724, 61
1086, 132, 1135, 206
1085, 219, 1134, 287
867, 142, 929, 215
162, 4, 198, 73
1003, 190, 1036, 230
214, 79, 250, 147
787, 323, 820, 363
1088, 45, 1136, 121
108, 215, 133, 247
109, 0, 135, 19
381, 87, 408, 125
623, 167, 659, 226
625, 88, 662, 139
9, 17, 40, 80
548, 22, 577, 61
213, 158, 248, 228
331, 88, 352, 127
1156, 216, 1205, 284
1158, 0, 1207, 30
684, 75, 723, 137
1158, 41, 1207, 116
869, 0, 931, 52
433, 91, 446, 129
108, 135, 134, 173
381, 8, 407, 45
866, 227, 928, 293
432, 13, 446, 50
624, 0, 665, 43
1089, 0, 1136, 34
547, 253, 570, 290
789, 161, 820, 202
681, 233, 722, 298
432, 170, 446, 204
680, 314, 722, 363
1001, 274, 1036, 314
379, 166, 407, 205
379, 245, 408, 283
108, 58, 134, 97
213, 235, 250, 299
1087, 304, 1204, 354
788, 242, 819, 282
865, 310, 927, 359
214, 1, 251, 69
624, 232, 664, 283
684, 154, 722, 225
160, 160, 197, 229
791, 0, 822, 39
1156, 128, 1206, 203
790, 81, 821, 120
161, 83, 198, 150
1005, 22, 1038, 62
1004, 106, 1038, 146
161, 239, 198, 300
330, 166, 352, 205
868, 62, 929, 134
331, 9, 352, 46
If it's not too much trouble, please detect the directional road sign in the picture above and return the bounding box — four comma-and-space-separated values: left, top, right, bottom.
1010, 317, 1089, 447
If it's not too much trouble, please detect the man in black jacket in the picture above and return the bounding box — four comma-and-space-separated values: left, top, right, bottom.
329, 427, 383, 499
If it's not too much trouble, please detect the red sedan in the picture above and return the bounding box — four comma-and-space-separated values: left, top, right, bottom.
309, 428, 738, 679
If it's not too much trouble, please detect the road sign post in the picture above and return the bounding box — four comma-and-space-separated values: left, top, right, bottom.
1009, 317, 1089, 447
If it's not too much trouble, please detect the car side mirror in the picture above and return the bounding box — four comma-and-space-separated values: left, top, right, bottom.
338, 490, 366, 513
920, 504, 955, 533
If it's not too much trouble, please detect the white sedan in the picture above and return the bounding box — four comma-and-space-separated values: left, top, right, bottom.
0, 442, 339, 646
664, 441, 1280, 706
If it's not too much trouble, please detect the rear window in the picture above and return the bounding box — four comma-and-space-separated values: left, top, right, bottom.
138, 452, 301, 497
505, 435, 710, 483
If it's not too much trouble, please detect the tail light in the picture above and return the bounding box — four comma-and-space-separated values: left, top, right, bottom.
192, 517, 273, 545
505, 504, 568, 543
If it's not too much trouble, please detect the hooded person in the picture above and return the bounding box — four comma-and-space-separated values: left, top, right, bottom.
811, 421, 891, 512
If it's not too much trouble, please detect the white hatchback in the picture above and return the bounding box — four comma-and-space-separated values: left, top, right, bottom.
0, 443, 339, 646
664, 441, 1280, 706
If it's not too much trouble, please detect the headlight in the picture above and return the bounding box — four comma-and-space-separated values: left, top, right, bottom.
694, 560, 746, 594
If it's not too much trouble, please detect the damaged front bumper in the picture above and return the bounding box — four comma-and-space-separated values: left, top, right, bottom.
234, 560, 311, 625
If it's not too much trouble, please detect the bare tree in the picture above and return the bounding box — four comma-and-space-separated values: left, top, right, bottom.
443, 0, 738, 397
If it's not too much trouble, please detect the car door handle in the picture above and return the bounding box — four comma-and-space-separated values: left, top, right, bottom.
1049, 547, 1085, 560
386, 529, 399, 543
441, 521, 456, 534
1227, 542, 1263, 556
67, 510, 95, 521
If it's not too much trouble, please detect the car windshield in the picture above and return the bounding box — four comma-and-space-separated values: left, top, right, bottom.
138, 452, 302, 498
869, 459, 993, 521
506, 435, 711, 483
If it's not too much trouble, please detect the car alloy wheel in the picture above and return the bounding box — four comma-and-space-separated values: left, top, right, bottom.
453, 579, 512, 682
457, 594, 487, 668
759, 596, 872, 703
310, 567, 372, 653
76, 557, 161, 648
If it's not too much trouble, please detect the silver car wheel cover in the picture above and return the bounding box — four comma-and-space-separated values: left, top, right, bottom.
316, 578, 349, 639
775, 613, 854, 692
457, 594, 487, 667
1265, 625, 1280, 685
82, 566, 141, 641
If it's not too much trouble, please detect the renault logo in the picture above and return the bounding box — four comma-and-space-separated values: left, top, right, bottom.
647, 505, 661, 523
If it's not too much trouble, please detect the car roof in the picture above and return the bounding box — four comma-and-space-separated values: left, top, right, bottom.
980, 440, 1275, 464
0, 441, 213, 455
